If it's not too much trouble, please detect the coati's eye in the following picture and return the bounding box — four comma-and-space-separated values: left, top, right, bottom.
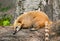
16, 26, 20, 29
18, 21, 21, 23
16, 26, 18, 29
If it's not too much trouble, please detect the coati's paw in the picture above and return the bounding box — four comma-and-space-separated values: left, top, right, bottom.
30, 28, 37, 31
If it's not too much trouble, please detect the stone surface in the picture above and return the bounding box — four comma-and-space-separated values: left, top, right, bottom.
0, 26, 45, 41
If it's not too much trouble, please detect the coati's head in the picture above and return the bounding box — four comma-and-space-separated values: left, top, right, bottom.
13, 23, 22, 35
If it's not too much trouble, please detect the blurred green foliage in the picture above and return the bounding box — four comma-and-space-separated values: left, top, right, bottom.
0, 6, 11, 12
0, 14, 13, 26
0, 2, 13, 26
3, 20, 10, 26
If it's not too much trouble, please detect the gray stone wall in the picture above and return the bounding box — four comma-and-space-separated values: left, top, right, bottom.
0, 0, 60, 21
0, 0, 16, 8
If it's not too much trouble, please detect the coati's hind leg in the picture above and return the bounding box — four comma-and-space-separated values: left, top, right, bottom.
30, 27, 40, 31
30, 24, 40, 31
29, 25, 35, 31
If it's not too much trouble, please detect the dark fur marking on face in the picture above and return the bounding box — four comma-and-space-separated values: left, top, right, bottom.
18, 21, 21, 23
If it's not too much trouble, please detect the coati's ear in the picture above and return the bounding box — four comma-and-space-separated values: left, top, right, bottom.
24, 12, 27, 14
35, 8, 40, 11
37, 8, 41, 11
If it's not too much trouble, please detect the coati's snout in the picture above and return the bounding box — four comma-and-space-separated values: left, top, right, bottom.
13, 30, 17, 35
13, 26, 21, 35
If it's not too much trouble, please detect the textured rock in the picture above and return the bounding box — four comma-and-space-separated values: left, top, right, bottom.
0, 26, 45, 41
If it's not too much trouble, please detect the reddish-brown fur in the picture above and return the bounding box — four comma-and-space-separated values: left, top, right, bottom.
13, 11, 52, 31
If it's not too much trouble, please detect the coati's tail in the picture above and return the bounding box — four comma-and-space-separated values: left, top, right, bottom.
45, 21, 50, 41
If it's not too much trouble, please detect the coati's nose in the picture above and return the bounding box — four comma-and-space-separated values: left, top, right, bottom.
13, 30, 17, 35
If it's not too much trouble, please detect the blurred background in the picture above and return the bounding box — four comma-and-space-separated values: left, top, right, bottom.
0, 0, 16, 26
0, 0, 60, 26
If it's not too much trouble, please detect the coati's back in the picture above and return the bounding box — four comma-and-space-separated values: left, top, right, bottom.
26, 11, 52, 27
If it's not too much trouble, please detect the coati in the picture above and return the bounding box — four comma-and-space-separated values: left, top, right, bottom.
13, 10, 52, 35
